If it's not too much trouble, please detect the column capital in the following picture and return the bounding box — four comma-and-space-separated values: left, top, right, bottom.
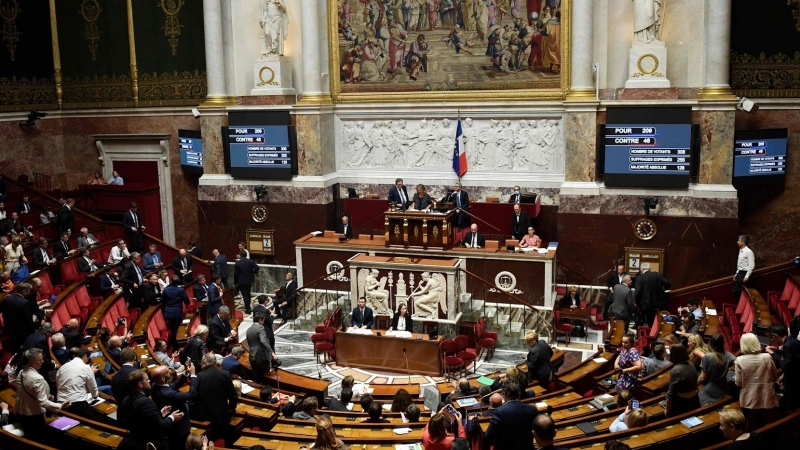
565, 88, 597, 102
697, 87, 737, 101
296, 93, 334, 106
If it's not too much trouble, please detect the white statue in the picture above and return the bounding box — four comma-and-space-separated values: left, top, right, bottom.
358, 268, 390, 314
396, 273, 407, 296
410, 272, 447, 318
260, 0, 289, 56
631, 0, 662, 44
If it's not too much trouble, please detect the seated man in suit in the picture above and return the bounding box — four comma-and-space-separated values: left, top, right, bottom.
461, 223, 485, 249
351, 296, 374, 329
59, 318, 90, 349
193, 274, 211, 303
51, 332, 69, 365
100, 268, 121, 297
106, 331, 133, 365
142, 244, 164, 271
76, 227, 100, 249
510, 204, 532, 241
53, 232, 78, 260
532, 414, 570, 450
508, 185, 522, 204
172, 248, 194, 284
31, 237, 56, 269
208, 306, 237, 354
337, 214, 353, 239
485, 379, 538, 450
108, 239, 131, 265
388, 178, 411, 210
77, 247, 105, 273
324, 387, 353, 411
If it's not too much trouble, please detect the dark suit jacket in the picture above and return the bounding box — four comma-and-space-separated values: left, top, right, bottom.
634, 270, 671, 310
172, 255, 194, 275
77, 256, 99, 273
56, 205, 75, 235
324, 397, 350, 411
234, 258, 259, 286
212, 254, 229, 279
31, 247, 52, 269
337, 222, 353, 239
121, 210, 142, 235
193, 283, 210, 302
558, 294, 580, 309
485, 400, 539, 450
208, 314, 232, 353
188, 247, 203, 258
100, 273, 117, 295
2, 293, 34, 348
111, 364, 137, 406
23, 331, 54, 374
120, 260, 145, 288
207, 283, 222, 316
607, 272, 626, 290
190, 367, 238, 426
461, 232, 486, 248
508, 192, 522, 204
510, 211, 532, 239
388, 185, 411, 208
526, 339, 553, 385
17, 201, 35, 214
610, 283, 634, 319
181, 336, 205, 365
144, 282, 163, 306
120, 391, 174, 449
53, 347, 69, 365
352, 306, 374, 329
276, 279, 297, 307
162, 285, 189, 320
53, 240, 72, 260
150, 376, 192, 438
142, 251, 163, 271
390, 312, 413, 332
59, 326, 86, 349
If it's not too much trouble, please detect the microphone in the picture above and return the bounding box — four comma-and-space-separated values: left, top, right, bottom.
403, 347, 411, 386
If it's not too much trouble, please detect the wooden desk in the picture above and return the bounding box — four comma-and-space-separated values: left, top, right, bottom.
368, 383, 421, 400
558, 306, 591, 332
262, 370, 330, 403
336, 330, 443, 376
270, 422, 425, 439
557, 351, 616, 395
385, 209, 455, 250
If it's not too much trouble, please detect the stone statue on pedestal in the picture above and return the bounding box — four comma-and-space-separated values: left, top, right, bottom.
625, 0, 670, 88
631, 0, 663, 44
260, 0, 288, 57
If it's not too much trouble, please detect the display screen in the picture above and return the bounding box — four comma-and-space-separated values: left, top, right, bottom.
229, 126, 291, 168
733, 129, 787, 185
178, 130, 203, 174
603, 108, 693, 188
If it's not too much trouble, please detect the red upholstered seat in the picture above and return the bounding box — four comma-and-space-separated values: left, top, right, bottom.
38, 272, 63, 298
440, 339, 464, 380
314, 327, 336, 363
477, 318, 499, 340
554, 310, 573, 345
474, 321, 496, 361
60, 259, 84, 286
454, 334, 477, 373
588, 306, 608, 331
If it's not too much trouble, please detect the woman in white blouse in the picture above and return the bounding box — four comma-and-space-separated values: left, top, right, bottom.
389, 303, 414, 332
17, 348, 70, 439
157, 269, 170, 290
4, 235, 27, 270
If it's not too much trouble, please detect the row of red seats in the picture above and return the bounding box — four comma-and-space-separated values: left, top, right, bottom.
50, 284, 104, 332
768, 275, 800, 329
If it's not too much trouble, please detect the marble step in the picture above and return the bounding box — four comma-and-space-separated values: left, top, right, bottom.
483, 306, 497, 319
495, 313, 511, 326
460, 293, 472, 303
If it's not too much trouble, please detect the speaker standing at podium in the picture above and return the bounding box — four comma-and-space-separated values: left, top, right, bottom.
388, 178, 411, 210
450, 182, 470, 229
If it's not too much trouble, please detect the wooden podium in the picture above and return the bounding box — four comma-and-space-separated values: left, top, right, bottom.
384, 209, 455, 250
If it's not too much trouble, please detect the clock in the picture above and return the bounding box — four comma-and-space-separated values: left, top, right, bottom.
251, 205, 268, 223
633, 218, 657, 241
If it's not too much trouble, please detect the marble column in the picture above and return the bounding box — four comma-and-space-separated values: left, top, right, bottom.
202, 0, 230, 104
699, 0, 735, 99
220, 0, 236, 97
200, 110, 227, 175
297, 0, 332, 105
566, 0, 595, 101
563, 107, 598, 183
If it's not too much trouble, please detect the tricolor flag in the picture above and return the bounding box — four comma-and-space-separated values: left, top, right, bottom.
453, 118, 468, 177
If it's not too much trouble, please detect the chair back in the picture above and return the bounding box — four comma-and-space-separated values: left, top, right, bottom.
554, 310, 561, 321
454, 335, 469, 352
442, 339, 458, 356
324, 326, 336, 342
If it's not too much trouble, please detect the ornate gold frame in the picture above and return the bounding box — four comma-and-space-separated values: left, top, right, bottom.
327, 0, 572, 103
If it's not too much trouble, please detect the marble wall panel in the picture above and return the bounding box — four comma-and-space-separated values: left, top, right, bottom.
0, 119, 66, 188
200, 114, 227, 175
696, 110, 735, 185
340, 184, 561, 206
295, 113, 334, 177
559, 194, 738, 219
198, 184, 332, 204
564, 112, 597, 182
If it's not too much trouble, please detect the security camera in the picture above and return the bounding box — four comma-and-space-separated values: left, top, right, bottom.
19, 110, 47, 128
644, 197, 658, 215
254, 185, 268, 202
737, 97, 759, 114
191, 108, 200, 119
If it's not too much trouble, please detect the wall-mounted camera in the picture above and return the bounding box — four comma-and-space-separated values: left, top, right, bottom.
644, 197, 658, 215
254, 185, 268, 202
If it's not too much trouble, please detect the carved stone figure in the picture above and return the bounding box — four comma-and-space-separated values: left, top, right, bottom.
396, 273, 407, 296
260, 0, 289, 56
410, 272, 447, 318
358, 268, 390, 314
631, 0, 662, 44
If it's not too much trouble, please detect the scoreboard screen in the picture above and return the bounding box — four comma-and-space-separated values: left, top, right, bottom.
178, 129, 203, 174
227, 125, 296, 180
733, 128, 788, 186
603, 107, 693, 188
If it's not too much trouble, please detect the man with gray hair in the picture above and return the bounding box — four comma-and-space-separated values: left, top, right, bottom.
634, 262, 670, 326
77, 227, 100, 249
610, 274, 635, 333
209, 306, 237, 354
50, 333, 68, 365
733, 235, 755, 301
191, 352, 238, 445
23, 321, 56, 375
247, 312, 279, 383
221, 345, 246, 378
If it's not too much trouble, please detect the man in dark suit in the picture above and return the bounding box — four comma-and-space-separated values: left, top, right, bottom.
120, 252, 145, 311
181, 326, 207, 367
207, 275, 223, 319
59, 318, 89, 349
485, 379, 538, 450
450, 182, 470, 229
188, 241, 203, 258
234, 250, 259, 314
634, 262, 671, 326
17, 194, 35, 214
609, 275, 634, 333
208, 306, 236, 354
163, 275, 190, 351
52, 334, 69, 365
510, 204, 532, 240
56, 198, 75, 237
190, 353, 238, 446
246, 312, 276, 384
100, 269, 121, 297
77, 247, 102, 273
274, 272, 297, 321
461, 223, 485, 248
22, 322, 56, 375
53, 232, 77, 260
106, 333, 132, 366
1, 283, 35, 351
351, 297, 374, 329
337, 214, 353, 239
324, 387, 353, 411
387, 178, 411, 210
172, 249, 194, 284
193, 274, 211, 303
31, 237, 55, 269
508, 185, 522, 204
532, 414, 570, 450
122, 202, 145, 252
144, 273, 163, 306
142, 244, 164, 271
209, 249, 229, 288
120, 369, 184, 450
150, 365, 194, 450
26, 278, 45, 325
111, 347, 139, 406
606, 264, 626, 292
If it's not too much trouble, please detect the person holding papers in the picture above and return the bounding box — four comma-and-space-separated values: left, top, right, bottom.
388, 303, 413, 332
351, 296, 374, 329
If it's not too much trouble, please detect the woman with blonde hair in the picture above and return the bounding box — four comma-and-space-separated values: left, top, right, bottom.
687, 333, 710, 368
413, 184, 432, 211
735, 333, 779, 430
717, 405, 770, 447
185, 433, 213, 450
609, 405, 648, 432
4, 235, 27, 271
314, 415, 348, 450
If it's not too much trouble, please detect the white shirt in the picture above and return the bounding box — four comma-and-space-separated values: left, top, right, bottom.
108, 246, 131, 264
397, 316, 406, 331
737, 246, 755, 278
56, 357, 98, 403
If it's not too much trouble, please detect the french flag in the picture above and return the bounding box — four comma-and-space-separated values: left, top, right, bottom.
452, 118, 468, 177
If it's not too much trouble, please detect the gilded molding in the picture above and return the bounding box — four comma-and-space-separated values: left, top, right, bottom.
0, 76, 57, 111
126, 0, 138, 106
1, 0, 21, 62
731, 51, 800, 98
62, 74, 133, 106
326, 0, 572, 103
137, 70, 207, 106
160, 0, 184, 56
80, 0, 102, 61
49, 0, 62, 108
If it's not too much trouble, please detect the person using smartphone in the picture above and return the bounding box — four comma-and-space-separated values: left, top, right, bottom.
423, 406, 466, 450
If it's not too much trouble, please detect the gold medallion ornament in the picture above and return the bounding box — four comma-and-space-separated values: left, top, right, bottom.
632, 53, 664, 78
257, 66, 278, 86
80, 0, 101, 61
160, 0, 184, 56
1, 0, 21, 62
251, 205, 268, 223
634, 218, 657, 241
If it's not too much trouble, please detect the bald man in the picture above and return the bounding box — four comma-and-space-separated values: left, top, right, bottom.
209, 249, 229, 289
58, 318, 90, 349
172, 249, 194, 284
150, 364, 194, 450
